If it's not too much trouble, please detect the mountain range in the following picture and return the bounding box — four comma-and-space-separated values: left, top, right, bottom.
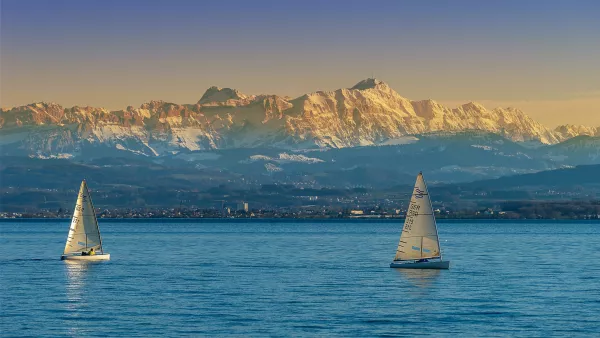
2, 78, 600, 211
2, 78, 598, 159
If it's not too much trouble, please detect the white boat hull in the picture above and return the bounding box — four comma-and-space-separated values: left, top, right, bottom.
61, 253, 110, 261
390, 260, 449, 269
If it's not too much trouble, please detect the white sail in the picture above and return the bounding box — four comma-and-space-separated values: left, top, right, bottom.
394, 173, 441, 261
63, 180, 103, 255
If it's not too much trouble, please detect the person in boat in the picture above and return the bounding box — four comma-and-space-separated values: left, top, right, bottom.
89, 248, 95, 256
82, 251, 88, 256
417, 258, 429, 263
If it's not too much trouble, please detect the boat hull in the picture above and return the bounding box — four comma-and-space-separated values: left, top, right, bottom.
390, 260, 449, 269
61, 253, 110, 261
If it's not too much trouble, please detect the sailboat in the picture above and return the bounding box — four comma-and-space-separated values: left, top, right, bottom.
390, 172, 449, 269
61, 180, 110, 261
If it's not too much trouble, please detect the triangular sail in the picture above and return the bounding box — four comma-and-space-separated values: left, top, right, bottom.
394, 173, 441, 261
63, 180, 103, 255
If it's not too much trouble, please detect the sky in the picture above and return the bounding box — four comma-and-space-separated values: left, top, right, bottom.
1, 0, 599, 127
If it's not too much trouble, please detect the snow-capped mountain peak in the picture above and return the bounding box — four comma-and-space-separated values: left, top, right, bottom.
350, 78, 389, 91
0, 79, 595, 158
198, 86, 253, 106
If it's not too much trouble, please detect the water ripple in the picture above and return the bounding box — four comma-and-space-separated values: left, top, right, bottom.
1, 220, 599, 336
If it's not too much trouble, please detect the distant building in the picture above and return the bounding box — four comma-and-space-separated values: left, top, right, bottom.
237, 202, 249, 212
350, 210, 364, 215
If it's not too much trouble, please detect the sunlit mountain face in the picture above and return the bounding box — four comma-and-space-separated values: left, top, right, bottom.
2, 79, 598, 159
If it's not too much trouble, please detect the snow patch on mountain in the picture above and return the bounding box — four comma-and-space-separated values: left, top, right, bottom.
264, 163, 283, 172
380, 136, 419, 146
168, 128, 213, 151
29, 153, 74, 160
278, 153, 324, 163
115, 144, 151, 156
291, 148, 331, 153
91, 125, 148, 143
242, 153, 324, 164
471, 145, 495, 151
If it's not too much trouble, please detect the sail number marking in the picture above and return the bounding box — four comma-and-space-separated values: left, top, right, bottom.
404, 217, 414, 231
404, 203, 422, 231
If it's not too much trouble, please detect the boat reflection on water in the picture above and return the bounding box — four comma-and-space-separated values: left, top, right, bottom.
64, 260, 89, 298
394, 268, 441, 289
63, 261, 95, 336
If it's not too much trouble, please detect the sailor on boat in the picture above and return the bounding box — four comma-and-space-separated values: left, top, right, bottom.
81, 248, 96, 256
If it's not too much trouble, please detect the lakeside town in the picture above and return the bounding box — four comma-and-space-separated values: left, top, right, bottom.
3, 200, 599, 220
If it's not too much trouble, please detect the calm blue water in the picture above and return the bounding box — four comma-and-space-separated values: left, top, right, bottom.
1, 220, 600, 336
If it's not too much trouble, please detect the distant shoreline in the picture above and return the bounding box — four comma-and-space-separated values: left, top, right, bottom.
1, 217, 599, 223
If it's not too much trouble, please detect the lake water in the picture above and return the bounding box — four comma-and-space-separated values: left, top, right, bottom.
1, 220, 600, 336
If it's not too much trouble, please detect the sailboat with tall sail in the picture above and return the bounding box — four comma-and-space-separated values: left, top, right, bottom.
61, 180, 110, 261
390, 172, 449, 269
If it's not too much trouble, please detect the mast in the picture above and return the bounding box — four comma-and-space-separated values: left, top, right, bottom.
84, 180, 104, 254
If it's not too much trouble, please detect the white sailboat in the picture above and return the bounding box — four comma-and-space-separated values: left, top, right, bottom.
390, 172, 449, 269
61, 180, 110, 261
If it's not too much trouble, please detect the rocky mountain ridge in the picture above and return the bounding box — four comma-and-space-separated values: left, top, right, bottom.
1, 79, 597, 157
